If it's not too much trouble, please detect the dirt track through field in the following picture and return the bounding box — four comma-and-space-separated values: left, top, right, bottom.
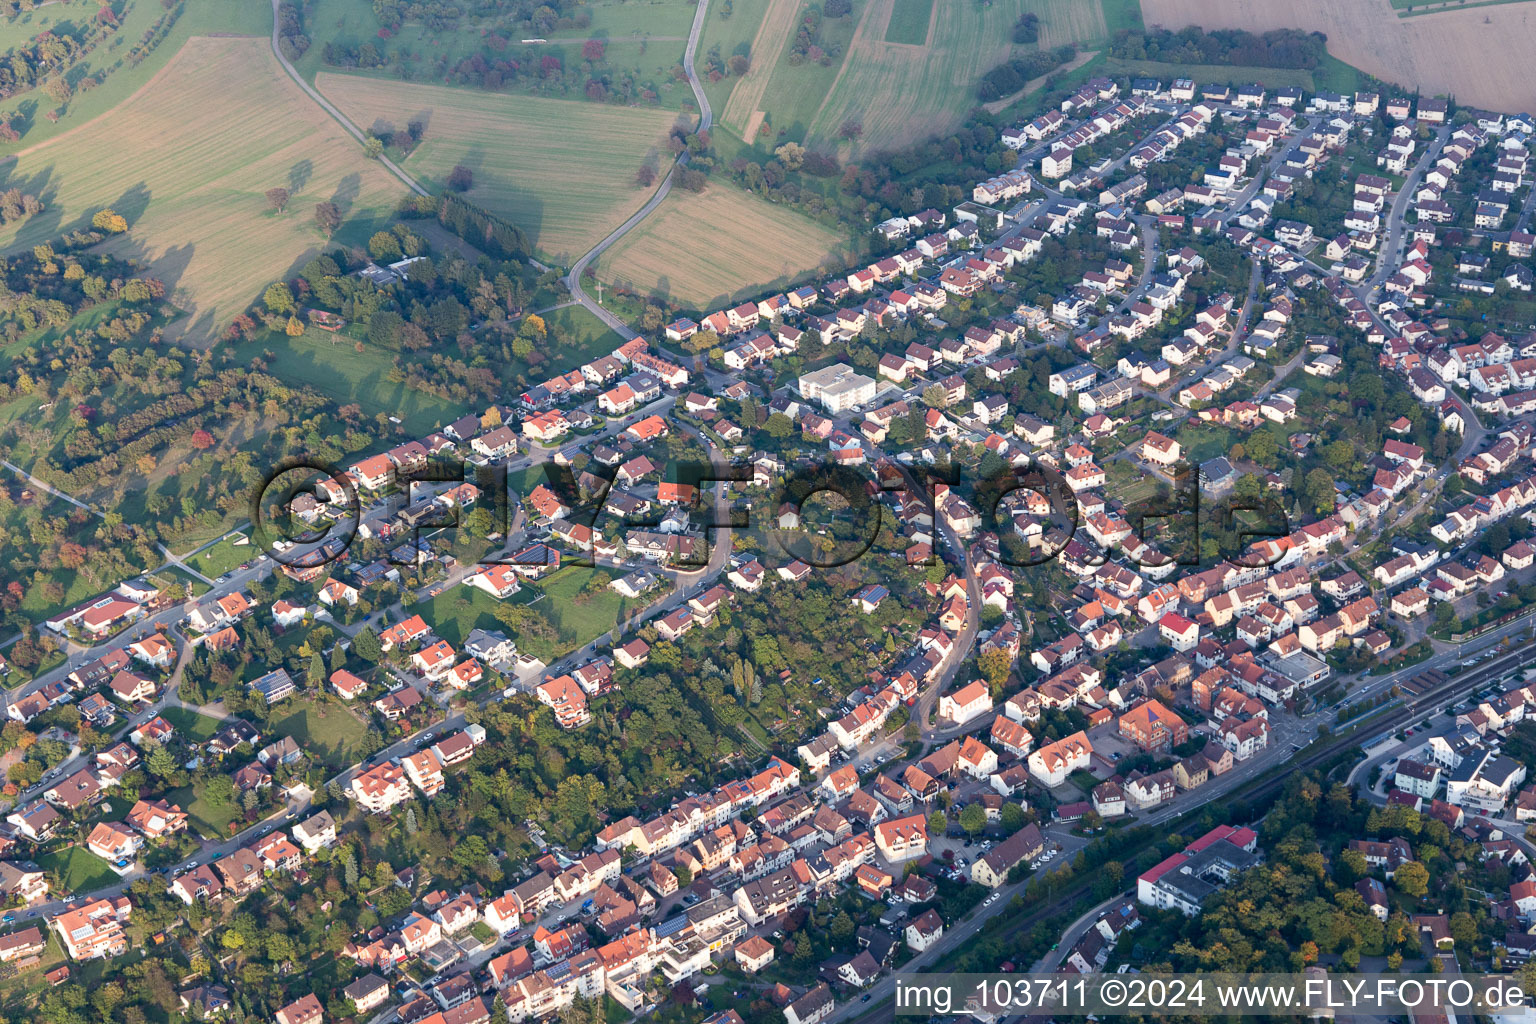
1141, 0, 1536, 113
720, 0, 806, 135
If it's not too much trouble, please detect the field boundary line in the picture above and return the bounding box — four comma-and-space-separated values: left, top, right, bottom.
805, 0, 885, 137
719, 0, 806, 133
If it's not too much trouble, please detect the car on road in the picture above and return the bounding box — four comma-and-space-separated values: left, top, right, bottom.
216, 575, 228, 584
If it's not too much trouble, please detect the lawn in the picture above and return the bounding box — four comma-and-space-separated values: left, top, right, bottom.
160, 708, 223, 743
521, 566, 627, 659
37, 846, 119, 895
187, 534, 254, 580
148, 567, 210, 601
420, 565, 629, 660
1174, 423, 1237, 464
539, 305, 626, 369
418, 585, 517, 649
237, 328, 468, 436
597, 180, 848, 309
268, 696, 374, 770
0, 36, 404, 344
316, 73, 681, 266
884, 0, 935, 44
165, 781, 243, 841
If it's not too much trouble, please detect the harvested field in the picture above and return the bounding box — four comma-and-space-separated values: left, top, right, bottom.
1140, 0, 1536, 113
596, 182, 847, 308
719, 0, 808, 136
0, 36, 405, 343
318, 74, 680, 265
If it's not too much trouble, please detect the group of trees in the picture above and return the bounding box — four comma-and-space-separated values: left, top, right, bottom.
977, 45, 1077, 102
1109, 26, 1328, 70
787, 7, 830, 66
275, 1, 310, 63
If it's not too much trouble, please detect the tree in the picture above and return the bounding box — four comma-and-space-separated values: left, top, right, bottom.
634, 164, 656, 188
353, 627, 382, 662
978, 647, 1012, 688
927, 810, 947, 834
922, 383, 948, 408
447, 165, 474, 192
91, 208, 128, 233
314, 201, 342, 237
1000, 802, 1025, 832
959, 803, 987, 835
286, 315, 305, 337
189, 429, 215, 450
264, 281, 295, 315
368, 231, 403, 262
775, 142, 805, 171
266, 187, 291, 213
1393, 859, 1429, 898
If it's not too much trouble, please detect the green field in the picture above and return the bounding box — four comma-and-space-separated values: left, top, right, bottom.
269, 697, 373, 770
316, 72, 681, 265
884, 0, 934, 45
1099, 0, 1146, 34
238, 328, 468, 436
0, 3, 90, 56
0, 36, 405, 343
37, 846, 119, 895
160, 707, 224, 743
808, 0, 1084, 152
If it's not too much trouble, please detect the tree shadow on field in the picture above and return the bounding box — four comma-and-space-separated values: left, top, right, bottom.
111, 182, 153, 229
288, 159, 313, 196
329, 173, 361, 218
0, 162, 65, 239
13, 99, 36, 135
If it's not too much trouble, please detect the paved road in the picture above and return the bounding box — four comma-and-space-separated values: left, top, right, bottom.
562, 0, 713, 334
266, 0, 428, 200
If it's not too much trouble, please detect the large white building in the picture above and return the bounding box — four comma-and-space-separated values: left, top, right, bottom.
798, 363, 877, 414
